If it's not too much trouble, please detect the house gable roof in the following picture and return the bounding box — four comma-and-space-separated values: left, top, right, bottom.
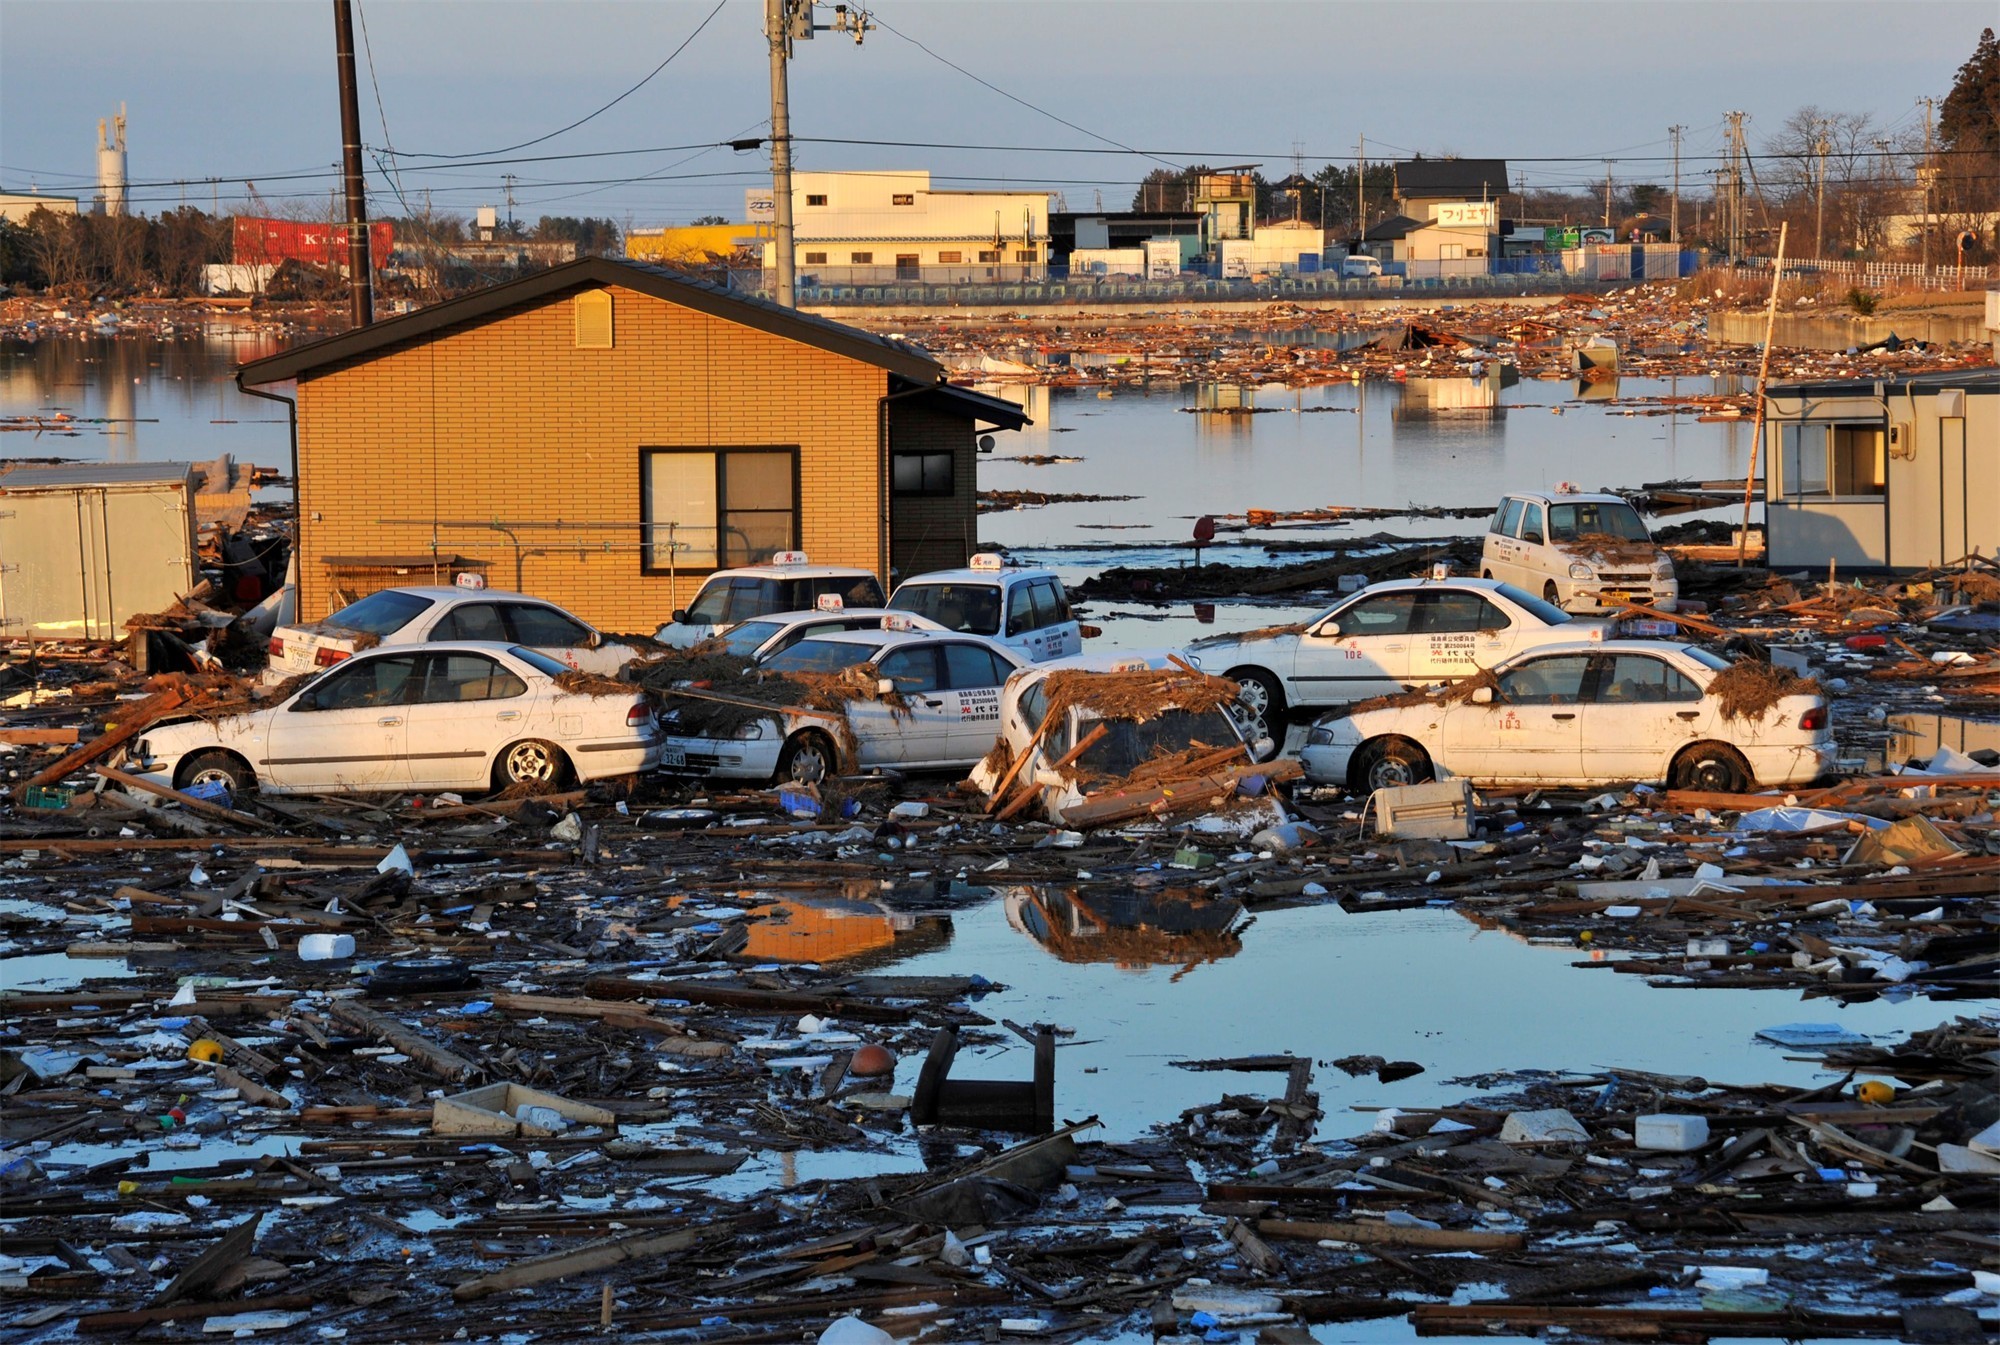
235, 255, 944, 388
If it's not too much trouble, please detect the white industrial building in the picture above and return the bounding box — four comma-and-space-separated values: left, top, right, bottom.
761, 171, 1051, 285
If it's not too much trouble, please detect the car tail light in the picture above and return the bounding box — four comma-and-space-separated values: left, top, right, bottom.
268, 637, 285, 658
627, 703, 653, 727
314, 647, 351, 667
1798, 706, 1827, 731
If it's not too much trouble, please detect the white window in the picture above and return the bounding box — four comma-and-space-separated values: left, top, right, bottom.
642, 448, 797, 571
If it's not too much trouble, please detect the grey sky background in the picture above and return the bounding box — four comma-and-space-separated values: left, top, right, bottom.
1, 0, 1987, 224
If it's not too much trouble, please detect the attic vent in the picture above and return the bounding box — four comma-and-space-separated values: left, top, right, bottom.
574, 289, 613, 349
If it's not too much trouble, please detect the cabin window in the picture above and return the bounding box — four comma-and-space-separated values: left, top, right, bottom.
1781, 423, 1885, 499
892, 450, 954, 497
805, 194, 828, 207
573, 289, 613, 349
641, 447, 798, 572
937, 250, 963, 264
803, 251, 828, 265
977, 250, 1000, 263
849, 251, 873, 264
1014, 249, 1037, 262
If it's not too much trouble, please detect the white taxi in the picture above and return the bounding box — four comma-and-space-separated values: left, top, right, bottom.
888, 554, 1082, 662
654, 554, 886, 648
1184, 577, 1603, 733
265, 585, 640, 686
130, 643, 664, 797
1301, 641, 1832, 794
654, 624, 1027, 783
700, 598, 944, 663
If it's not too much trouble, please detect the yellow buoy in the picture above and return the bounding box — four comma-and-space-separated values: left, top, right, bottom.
186, 1038, 225, 1064
1856, 1080, 1895, 1105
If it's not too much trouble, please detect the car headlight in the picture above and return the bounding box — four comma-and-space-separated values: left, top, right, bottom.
1651, 556, 1674, 578
732, 720, 768, 740
1183, 653, 1203, 669
1568, 562, 1595, 580
1307, 726, 1336, 746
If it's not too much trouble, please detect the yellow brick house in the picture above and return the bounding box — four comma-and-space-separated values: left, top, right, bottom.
237, 257, 1024, 630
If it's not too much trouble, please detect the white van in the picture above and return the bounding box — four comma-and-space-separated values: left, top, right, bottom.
888, 554, 1083, 662
655, 553, 885, 647
1481, 488, 1679, 614
1340, 254, 1383, 279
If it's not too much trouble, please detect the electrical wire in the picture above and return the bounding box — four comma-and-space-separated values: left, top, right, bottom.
385, 0, 732, 161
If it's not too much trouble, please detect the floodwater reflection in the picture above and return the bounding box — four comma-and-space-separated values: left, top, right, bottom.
1003, 886, 1244, 977
735, 891, 952, 968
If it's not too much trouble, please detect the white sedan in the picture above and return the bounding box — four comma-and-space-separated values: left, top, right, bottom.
655, 628, 1027, 783
131, 643, 665, 797
1184, 578, 1604, 732
1301, 641, 1832, 794
266, 586, 641, 685
699, 607, 944, 663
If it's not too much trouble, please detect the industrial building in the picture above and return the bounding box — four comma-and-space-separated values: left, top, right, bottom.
760, 171, 1052, 285
0, 193, 79, 224
234, 256, 1025, 629
1762, 367, 1997, 572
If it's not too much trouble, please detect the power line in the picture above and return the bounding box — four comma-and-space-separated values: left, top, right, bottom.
387, 0, 732, 160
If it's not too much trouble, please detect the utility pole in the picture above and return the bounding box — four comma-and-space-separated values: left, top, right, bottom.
1919, 96, 1935, 276
765, 0, 872, 309
503, 174, 517, 235
332, 0, 373, 328
1812, 119, 1831, 260
1723, 111, 1747, 260
1602, 161, 1614, 229
1668, 124, 1685, 244
1356, 134, 1365, 250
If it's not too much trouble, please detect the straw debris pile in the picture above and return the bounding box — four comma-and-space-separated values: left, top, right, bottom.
1708, 659, 1820, 722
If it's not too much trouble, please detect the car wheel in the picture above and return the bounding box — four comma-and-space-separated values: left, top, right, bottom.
175, 751, 253, 797
777, 730, 838, 785
1674, 743, 1750, 793
1229, 668, 1286, 738
1481, 569, 1493, 580
495, 739, 569, 790
1543, 580, 1562, 605
1351, 737, 1433, 793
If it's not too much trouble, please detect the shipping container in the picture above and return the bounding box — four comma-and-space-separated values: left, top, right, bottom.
233, 216, 394, 269
1067, 248, 1146, 278
1143, 239, 1182, 280
0, 463, 198, 639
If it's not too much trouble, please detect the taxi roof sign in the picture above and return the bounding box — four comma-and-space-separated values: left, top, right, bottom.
1108, 657, 1152, 673
771, 550, 810, 566
968, 552, 1006, 571
454, 571, 487, 589
881, 613, 916, 631
815, 593, 845, 612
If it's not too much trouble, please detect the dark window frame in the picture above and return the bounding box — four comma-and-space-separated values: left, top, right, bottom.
639, 446, 801, 577
805, 193, 828, 207
891, 449, 955, 497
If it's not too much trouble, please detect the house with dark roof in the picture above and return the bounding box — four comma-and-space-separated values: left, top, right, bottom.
1392, 158, 1511, 218
237, 256, 1026, 629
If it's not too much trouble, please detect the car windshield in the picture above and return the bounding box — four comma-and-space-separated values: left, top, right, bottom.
1073, 708, 1240, 775
681, 584, 733, 625
1683, 646, 1731, 673
721, 620, 787, 656
1548, 500, 1651, 543
322, 590, 434, 638
889, 582, 1002, 636
764, 637, 883, 674
508, 647, 571, 678
1493, 583, 1572, 626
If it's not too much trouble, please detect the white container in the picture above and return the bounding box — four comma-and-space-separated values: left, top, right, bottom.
1499, 1108, 1589, 1144
297, 933, 356, 961
1635, 1113, 1711, 1152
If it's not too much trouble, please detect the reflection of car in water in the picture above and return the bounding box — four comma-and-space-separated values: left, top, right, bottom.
1003, 886, 1244, 974
729, 890, 953, 969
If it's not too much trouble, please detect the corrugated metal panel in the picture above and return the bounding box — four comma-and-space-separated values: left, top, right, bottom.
0, 461, 194, 491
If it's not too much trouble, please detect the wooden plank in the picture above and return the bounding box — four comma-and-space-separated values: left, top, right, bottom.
0, 728, 80, 745
1258, 1218, 1525, 1251
150, 1214, 262, 1307
77, 1293, 317, 1332
328, 1001, 482, 1082
451, 1225, 707, 1301
24, 685, 188, 790
93, 765, 280, 832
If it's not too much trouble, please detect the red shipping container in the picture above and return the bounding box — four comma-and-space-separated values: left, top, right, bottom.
233, 216, 393, 270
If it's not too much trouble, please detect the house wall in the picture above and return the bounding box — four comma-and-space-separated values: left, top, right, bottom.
887, 400, 978, 580
293, 283, 893, 631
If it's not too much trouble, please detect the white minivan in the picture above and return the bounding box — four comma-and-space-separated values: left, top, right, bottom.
888, 554, 1083, 662
1481, 488, 1679, 614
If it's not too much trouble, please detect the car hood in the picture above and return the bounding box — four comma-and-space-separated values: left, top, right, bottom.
1187, 624, 1309, 655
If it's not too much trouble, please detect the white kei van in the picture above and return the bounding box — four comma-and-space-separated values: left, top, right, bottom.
1340, 254, 1383, 279
887, 554, 1084, 662
1481, 488, 1679, 614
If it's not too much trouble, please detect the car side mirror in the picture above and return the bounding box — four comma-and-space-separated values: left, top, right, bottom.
585, 631, 603, 649
671, 609, 689, 624
877, 677, 896, 696
1471, 686, 1495, 704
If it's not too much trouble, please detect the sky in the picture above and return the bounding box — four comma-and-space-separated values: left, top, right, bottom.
1, 0, 1989, 226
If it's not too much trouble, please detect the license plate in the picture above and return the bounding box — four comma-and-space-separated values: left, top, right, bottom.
658, 748, 686, 768
1602, 590, 1636, 604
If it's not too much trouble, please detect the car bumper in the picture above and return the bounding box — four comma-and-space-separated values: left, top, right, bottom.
653, 733, 782, 780
1564, 579, 1679, 614
1299, 741, 1357, 786
572, 733, 670, 781
1743, 739, 1835, 789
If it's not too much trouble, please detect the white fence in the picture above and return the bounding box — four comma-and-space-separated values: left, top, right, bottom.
1730, 258, 1996, 290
